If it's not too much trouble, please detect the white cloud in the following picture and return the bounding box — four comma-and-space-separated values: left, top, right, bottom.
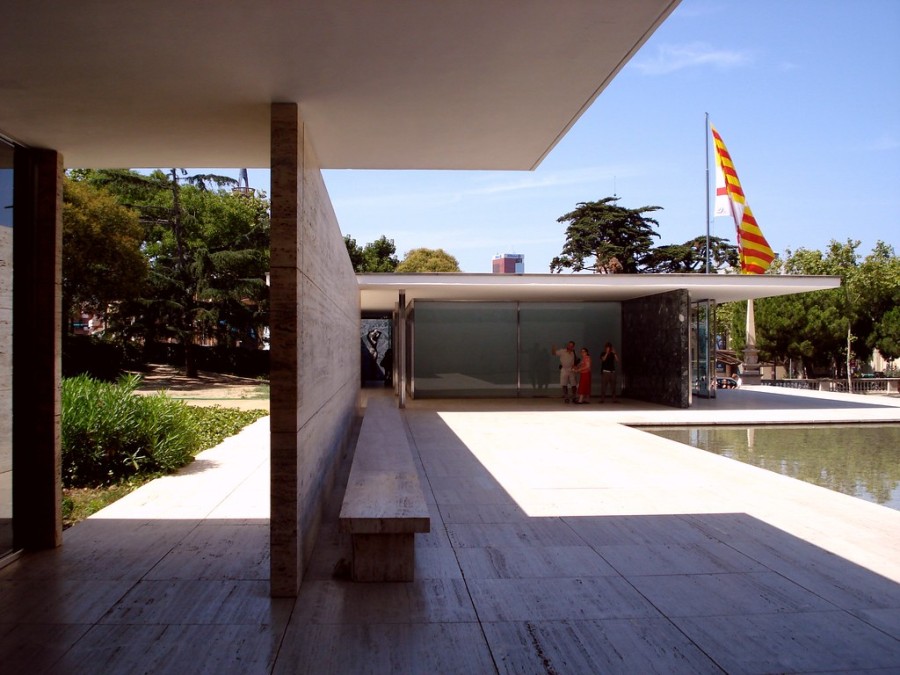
631, 43, 752, 75
464, 166, 640, 196
328, 165, 645, 210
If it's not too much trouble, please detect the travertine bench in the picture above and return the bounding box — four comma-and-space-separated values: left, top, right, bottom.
338, 396, 430, 582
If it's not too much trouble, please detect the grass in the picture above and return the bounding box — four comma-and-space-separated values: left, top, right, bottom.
242, 382, 270, 399
62, 404, 268, 529
63, 481, 148, 527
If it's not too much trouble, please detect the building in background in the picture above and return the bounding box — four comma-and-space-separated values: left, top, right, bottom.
492, 253, 524, 274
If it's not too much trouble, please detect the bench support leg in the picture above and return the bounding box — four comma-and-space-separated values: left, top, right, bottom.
350, 533, 415, 582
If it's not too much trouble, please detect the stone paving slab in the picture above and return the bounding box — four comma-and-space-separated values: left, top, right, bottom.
1, 392, 899, 673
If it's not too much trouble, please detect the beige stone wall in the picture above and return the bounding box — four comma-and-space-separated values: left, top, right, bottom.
269, 103, 360, 596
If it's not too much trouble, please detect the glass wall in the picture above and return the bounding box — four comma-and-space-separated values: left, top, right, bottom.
691, 300, 715, 399
0, 138, 13, 557
412, 302, 517, 397
519, 302, 620, 398
411, 301, 620, 398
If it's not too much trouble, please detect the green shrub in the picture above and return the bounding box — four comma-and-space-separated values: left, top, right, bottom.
62, 374, 200, 487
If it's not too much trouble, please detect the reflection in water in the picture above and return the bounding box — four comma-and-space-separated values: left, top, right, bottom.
642, 425, 900, 511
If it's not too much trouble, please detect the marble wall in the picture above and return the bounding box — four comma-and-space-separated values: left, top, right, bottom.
269, 103, 360, 597
622, 290, 690, 408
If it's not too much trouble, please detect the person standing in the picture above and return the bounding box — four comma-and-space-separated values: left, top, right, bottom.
572, 347, 592, 404
551, 341, 578, 403
599, 342, 620, 403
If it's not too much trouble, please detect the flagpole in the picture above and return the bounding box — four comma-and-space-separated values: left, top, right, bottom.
705, 112, 710, 274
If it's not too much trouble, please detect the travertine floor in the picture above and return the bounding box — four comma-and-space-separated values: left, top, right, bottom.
1, 387, 899, 674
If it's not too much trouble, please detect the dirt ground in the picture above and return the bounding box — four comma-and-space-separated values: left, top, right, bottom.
131, 364, 270, 411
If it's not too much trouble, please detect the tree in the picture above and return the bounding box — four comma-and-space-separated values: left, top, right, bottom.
344, 234, 399, 272
185, 186, 270, 351
550, 197, 661, 273
69, 169, 270, 376
643, 235, 740, 273
749, 240, 899, 379
872, 307, 900, 362
344, 235, 366, 271
62, 179, 147, 330
715, 300, 746, 354
857, 241, 900, 362
752, 246, 849, 378
363, 235, 400, 272
755, 290, 837, 378
395, 248, 461, 272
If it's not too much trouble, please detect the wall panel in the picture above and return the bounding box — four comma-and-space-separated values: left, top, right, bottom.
269, 103, 360, 597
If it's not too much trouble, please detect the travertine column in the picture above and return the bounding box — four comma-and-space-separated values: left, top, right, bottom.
269, 103, 362, 597
12, 148, 63, 549
269, 104, 304, 596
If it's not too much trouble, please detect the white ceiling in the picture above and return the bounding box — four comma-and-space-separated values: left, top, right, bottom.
358, 273, 843, 312
0, 1, 679, 170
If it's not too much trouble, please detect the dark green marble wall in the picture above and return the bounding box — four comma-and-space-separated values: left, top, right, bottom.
623, 289, 690, 408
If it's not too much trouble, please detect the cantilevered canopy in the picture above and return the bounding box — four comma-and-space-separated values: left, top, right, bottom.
0, 1, 679, 170
358, 273, 842, 312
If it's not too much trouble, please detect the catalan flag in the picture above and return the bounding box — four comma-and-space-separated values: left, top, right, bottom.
711, 124, 775, 274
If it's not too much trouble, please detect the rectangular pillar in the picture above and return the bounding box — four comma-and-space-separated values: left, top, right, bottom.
12, 148, 63, 549
268, 103, 361, 598
269, 104, 304, 596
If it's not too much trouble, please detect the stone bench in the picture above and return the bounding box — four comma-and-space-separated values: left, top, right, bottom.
338, 396, 430, 581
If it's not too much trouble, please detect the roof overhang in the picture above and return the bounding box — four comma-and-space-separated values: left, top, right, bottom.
358, 273, 842, 312
1, 1, 679, 170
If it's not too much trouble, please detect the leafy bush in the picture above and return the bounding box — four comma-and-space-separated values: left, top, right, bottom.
61, 400, 267, 527
62, 374, 200, 487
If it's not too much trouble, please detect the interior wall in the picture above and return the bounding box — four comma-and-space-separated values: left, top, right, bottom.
269, 103, 360, 597
622, 290, 690, 408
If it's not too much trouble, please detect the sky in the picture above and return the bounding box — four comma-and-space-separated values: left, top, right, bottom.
197, 0, 900, 274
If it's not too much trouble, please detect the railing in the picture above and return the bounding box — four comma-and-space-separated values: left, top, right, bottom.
762, 378, 900, 394
761, 379, 817, 390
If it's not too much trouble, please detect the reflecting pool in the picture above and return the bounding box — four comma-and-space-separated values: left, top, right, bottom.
639, 424, 900, 511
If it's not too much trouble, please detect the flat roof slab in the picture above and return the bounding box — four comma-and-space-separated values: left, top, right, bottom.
1, 1, 679, 169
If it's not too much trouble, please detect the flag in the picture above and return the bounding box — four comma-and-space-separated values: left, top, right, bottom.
711, 124, 775, 274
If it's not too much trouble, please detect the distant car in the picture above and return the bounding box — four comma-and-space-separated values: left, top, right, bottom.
716, 376, 739, 389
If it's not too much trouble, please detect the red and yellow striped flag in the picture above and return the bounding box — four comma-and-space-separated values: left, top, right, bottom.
711, 124, 775, 274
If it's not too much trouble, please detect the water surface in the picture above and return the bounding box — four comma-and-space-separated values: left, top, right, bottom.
640, 424, 900, 511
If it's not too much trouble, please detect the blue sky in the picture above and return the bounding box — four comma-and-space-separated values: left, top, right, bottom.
211, 0, 900, 273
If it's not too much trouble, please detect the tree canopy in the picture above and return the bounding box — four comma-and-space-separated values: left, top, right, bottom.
551, 197, 742, 275
62, 178, 147, 323
550, 197, 662, 273
643, 235, 739, 273
873, 307, 900, 361
344, 234, 399, 272
722, 240, 899, 377
396, 248, 461, 272
66, 169, 270, 377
